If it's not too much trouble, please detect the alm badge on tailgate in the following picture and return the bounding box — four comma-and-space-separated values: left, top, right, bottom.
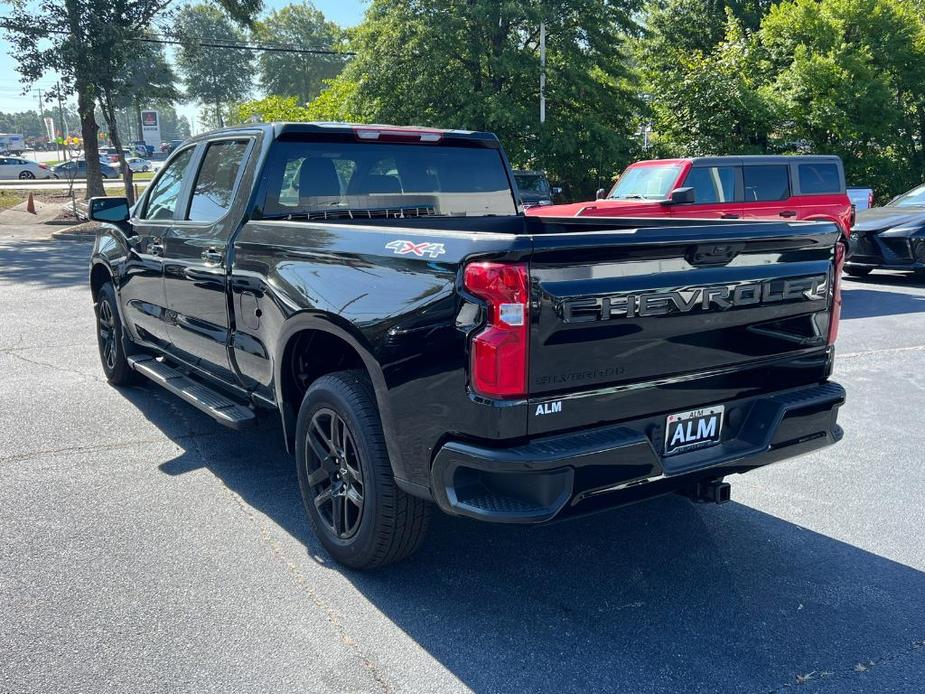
664, 405, 725, 456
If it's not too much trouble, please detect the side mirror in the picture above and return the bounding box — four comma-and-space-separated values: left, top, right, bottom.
596, 188, 606, 200
552, 186, 563, 196
665, 187, 695, 205
88, 196, 130, 223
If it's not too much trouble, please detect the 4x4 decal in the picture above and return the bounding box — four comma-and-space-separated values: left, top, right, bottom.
385, 240, 446, 258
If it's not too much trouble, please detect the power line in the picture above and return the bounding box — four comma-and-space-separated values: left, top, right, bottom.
0, 18, 354, 56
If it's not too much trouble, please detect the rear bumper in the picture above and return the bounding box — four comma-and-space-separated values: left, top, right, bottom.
431, 381, 845, 523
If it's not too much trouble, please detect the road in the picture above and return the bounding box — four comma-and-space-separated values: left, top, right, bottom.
1, 234, 924, 693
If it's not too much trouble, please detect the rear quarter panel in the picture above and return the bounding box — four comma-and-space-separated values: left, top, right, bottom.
230, 220, 532, 487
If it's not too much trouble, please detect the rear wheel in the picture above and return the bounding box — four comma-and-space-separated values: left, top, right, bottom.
95, 282, 140, 386
844, 266, 873, 277
18, 170, 34, 180
295, 371, 430, 569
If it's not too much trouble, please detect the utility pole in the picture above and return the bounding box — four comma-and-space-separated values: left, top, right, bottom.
34, 88, 43, 161
539, 22, 546, 125
56, 81, 69, 161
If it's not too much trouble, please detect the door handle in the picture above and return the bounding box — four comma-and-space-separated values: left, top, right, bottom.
200, 248, 223, 264
148, 242, 164, 256
720, 213, 740, 219
779, 210, 797, 218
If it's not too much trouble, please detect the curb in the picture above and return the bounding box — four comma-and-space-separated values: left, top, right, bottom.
52, 224, 98, 241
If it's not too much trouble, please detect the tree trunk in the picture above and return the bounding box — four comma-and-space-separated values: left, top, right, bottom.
135, 97, 144, 142
77, 85, 105, 200
99, 91, 135, 206
216, 102, 224, 128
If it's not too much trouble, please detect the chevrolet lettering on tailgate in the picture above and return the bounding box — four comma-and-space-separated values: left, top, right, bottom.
558, 275, 829, 323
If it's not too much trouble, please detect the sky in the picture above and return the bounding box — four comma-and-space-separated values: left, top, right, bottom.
0, 0, 367, 134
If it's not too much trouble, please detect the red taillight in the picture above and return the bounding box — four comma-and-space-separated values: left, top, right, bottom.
868, 191, 874, 208
828, 240, 846, 345
464, 262, 529, 399
38, 163, 48, 169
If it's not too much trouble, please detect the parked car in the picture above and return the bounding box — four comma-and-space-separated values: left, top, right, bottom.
125, 157, 151, 173
99, 147, 122, 164
845, 183, 925, 276
528, 155, 854, 234
53, 159, 119, 179
847, 187, 874, 211
513, 170, 561, 208
87, 123, 845, 569
130, 140, 154, 157
0, 156, 55, 180
161, 139, 184, 154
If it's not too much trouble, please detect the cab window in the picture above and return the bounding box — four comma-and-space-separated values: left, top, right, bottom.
143, 148, 194, 220
682, 166, 736, 204
743, 165, 790, 201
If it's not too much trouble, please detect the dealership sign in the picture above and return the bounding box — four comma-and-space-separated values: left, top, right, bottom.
140, 110, 161, 148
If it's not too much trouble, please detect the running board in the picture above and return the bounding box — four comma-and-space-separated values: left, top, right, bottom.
128, 354, 256, 430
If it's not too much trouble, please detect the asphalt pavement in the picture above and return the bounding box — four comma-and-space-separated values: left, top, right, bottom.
1, 234, 924, 694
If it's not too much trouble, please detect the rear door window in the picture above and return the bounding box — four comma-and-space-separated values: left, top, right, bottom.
798, 163, 841, 194
187, 140, 250, 222
743, 165, 790, 202
682, 166, 737, 204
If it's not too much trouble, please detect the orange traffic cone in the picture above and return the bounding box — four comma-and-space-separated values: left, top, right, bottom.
26, 192, 36, 214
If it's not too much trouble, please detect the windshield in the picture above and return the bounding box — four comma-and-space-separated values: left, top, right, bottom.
888, 184, 925, 208
259, 140, 517, 218
514, 174, 550, 195
609, 164, 682, 200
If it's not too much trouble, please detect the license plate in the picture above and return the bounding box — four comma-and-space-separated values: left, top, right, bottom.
664, 405, 725, 456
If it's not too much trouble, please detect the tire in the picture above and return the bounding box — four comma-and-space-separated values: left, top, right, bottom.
18, 170, 35, 180
295, 370, 430, 569
844, 266, 873, 277
95, 282, 140, 386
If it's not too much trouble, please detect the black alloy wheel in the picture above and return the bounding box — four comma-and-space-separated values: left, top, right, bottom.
98, 298, 118, 372
94, 281, 140, 386
305, 408, 365, 539
294, 371, 430, 569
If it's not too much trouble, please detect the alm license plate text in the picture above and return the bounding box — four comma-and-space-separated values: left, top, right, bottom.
664, 405, 725, 456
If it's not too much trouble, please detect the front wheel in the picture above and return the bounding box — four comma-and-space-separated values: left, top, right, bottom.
295, 371, 430, 569
844, 266, 873, 277
95, 282, 140, 385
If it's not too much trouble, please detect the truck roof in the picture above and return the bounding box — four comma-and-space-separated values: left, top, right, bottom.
190, 122, 501, 146
633, 155, 843, 167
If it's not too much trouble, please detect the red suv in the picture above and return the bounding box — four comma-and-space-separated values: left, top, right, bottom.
528, 155, 853, 234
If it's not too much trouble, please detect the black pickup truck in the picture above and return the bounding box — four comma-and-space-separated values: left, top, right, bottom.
88, 123, 846, 569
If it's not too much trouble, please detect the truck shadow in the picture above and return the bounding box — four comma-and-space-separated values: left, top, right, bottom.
122, 384, 925, 693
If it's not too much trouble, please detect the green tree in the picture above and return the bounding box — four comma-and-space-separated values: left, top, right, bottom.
253, 2, 346, 104
640, 11, 774, 155
3, 0, 261, 199
760, 0, 925, 195
230, 95, 311, 123
175, 4, 256, 129
309, 0, 643, 197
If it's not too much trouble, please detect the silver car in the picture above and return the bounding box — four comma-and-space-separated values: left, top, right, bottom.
0, 156, 55, 180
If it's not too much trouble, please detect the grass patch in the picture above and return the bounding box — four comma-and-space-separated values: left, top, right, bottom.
0, 190, 24, 210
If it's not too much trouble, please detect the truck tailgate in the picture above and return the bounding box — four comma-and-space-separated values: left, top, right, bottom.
527, 221, 840, 435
